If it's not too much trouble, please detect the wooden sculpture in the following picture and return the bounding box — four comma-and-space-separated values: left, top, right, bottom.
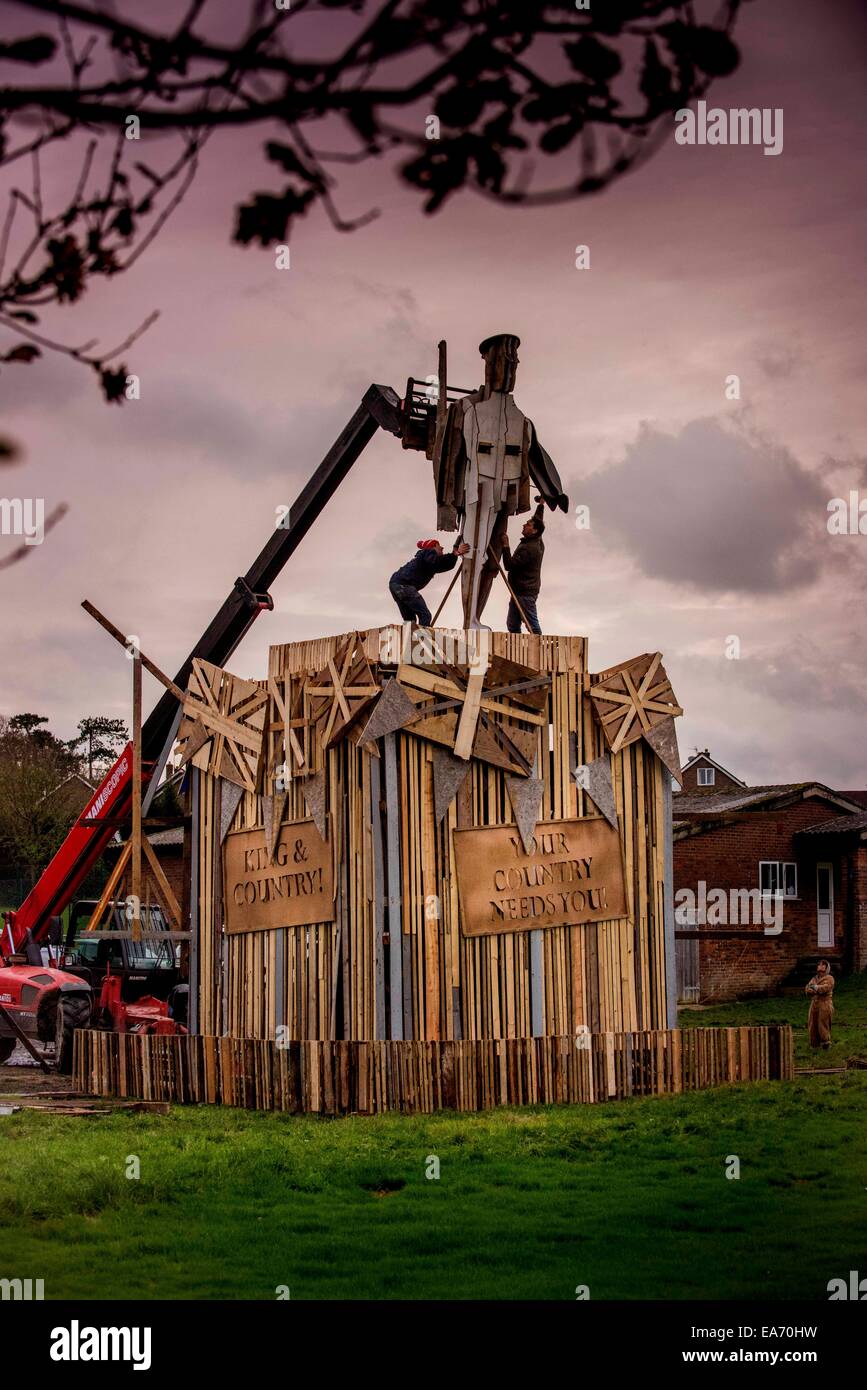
433, 334, 568, 627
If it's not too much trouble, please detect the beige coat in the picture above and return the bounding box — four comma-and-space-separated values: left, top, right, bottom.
805, 972, 834, 1046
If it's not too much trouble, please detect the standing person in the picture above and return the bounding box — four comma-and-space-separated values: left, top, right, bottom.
389, 538, 468, 625
805, 959, 835, 1049
502, 499, 545, 634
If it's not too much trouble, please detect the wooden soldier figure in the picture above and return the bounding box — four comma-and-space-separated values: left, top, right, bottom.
433, 334, 568, 628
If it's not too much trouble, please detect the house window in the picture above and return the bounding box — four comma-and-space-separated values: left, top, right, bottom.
760, 861, 797, 898
697, 766, 715, 786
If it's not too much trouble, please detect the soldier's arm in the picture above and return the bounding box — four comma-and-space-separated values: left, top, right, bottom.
527, 423, 569, 512
434, 399, 468, 532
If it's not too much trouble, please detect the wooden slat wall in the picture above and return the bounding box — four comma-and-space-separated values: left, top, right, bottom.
196, 627, 672, 1042
73, 1025, 795, 1115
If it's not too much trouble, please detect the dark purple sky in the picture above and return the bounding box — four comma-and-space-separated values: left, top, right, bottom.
1, 0, 865, 785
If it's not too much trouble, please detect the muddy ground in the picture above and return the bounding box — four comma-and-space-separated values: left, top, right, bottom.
0, 1042, 72, 1095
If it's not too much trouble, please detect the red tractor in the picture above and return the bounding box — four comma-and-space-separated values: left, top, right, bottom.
0, 745, 185, 1071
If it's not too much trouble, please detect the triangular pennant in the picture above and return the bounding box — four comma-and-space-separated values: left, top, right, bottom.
300, 769, 327, 840
577, 755, 618, 830
432, 747, 471, 824
644, 716, 683, 787
219, 779, 244, 843
506, 776, 544, 853
357, 678, 418, 746
267, 791, 287, 861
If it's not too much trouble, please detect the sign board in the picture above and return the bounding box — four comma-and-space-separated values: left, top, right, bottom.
453, 816, 627, 938
223, 820, 334, 934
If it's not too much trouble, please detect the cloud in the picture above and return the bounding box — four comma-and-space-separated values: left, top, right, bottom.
577, 417, 827, 595
752, 337, 804, 381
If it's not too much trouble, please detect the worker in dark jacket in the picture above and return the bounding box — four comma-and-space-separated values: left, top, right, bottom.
502, 500, 545, 634
389, 538, 469, 625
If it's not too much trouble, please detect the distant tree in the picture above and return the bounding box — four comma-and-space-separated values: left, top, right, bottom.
0, 712, 79, 868
68, 715, 129, 782
9, 712, 49, 737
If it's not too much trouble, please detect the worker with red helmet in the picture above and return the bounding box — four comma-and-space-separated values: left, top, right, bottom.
389, 538, 469, 625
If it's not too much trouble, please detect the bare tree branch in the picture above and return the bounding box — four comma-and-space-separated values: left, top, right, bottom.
0, 0, 746, 400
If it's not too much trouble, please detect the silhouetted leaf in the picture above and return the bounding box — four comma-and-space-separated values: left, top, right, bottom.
640, 39, 674, 108
522, 84, 589, 123
539, 120, 581, 154
362, 17, 419, 59
469, 140, 505, 193
690, 26, 740, 77
2, 344, 40, 363
98, 365, 128, 404
44, 236, 85, 303
435, 85, 487, 129
565, 36, 622, 82
234, 188, 315, 246
401, 144, 469, 213
482, 109, 527, 151
344, 103, 378, 146
0, 34, 56, 64
265, 142, 326, 192
110, 205, 135, 237
90, 248, 120, 275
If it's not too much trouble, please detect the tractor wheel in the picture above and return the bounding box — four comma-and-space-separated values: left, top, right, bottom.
54, 994, 90, 1074
0, 1038, 15, 1064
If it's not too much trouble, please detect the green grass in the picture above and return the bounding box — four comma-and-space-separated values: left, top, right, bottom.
3, 1070, 867, 1300
3, 977, 866, 1301
679, 969, 867, 1070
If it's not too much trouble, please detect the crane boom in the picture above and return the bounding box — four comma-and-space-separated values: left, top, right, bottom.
3, 383, 403, 953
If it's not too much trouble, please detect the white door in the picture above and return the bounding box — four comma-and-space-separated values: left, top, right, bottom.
816, 863, 834, 948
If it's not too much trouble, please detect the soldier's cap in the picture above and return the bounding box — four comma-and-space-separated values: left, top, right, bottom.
478, 333, 520, 356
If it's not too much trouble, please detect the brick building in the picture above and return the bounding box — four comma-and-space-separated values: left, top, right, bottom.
673, 753, 867, 1001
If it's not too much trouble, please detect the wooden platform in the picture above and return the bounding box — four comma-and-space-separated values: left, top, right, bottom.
193, 626, 675, 1044
73, 1024, 794, 1115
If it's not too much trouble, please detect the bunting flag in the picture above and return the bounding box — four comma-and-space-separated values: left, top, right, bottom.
262, 790, 288, 863
506, 775, 545, 853
644, 716, 683, 787
432, 746, 471, 823
357, 677, 419, 746
219, 779, 244, 844
300, 768, 328, 840
576, 754, 619, 830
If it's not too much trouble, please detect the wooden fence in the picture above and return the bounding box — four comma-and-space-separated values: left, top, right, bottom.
73, 1024, 794, 1116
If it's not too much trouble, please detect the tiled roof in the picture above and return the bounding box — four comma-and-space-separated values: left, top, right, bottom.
143, 827, 184, 847
673, 783, 816, 816
798, 810, 867, 836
